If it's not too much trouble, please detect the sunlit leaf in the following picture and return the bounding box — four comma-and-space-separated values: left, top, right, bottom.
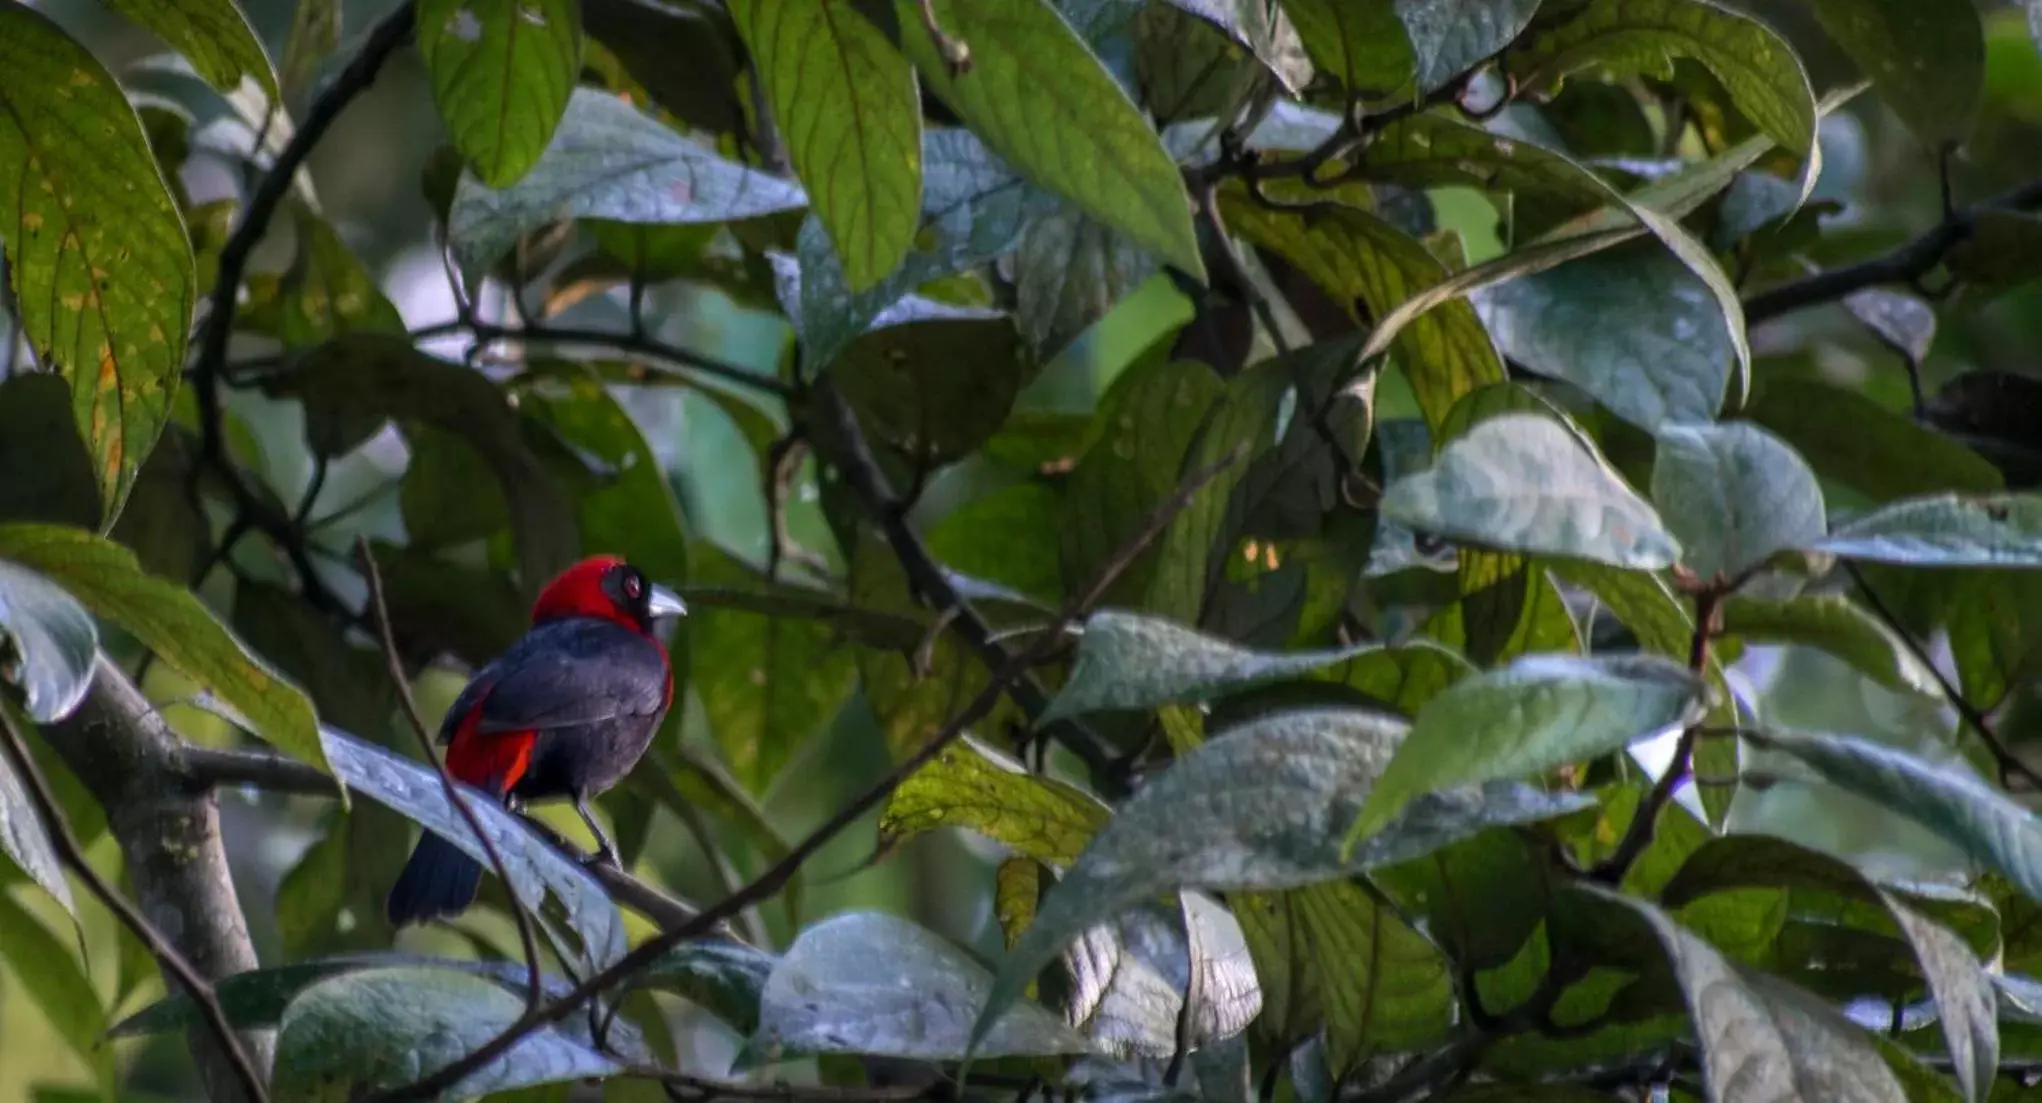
0, 891, 107, 1085
879, 737, 1107, 865
730, 0, 920, 291
0, 4, 196, 521
418, 0, 581, 187
105, 0, 277, 97
898, 0, 1204, 279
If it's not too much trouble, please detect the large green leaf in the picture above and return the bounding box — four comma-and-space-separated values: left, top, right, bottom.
1281, 0, 1415, 96
1222, 195, 1503, 429
830, 314, 1032, 468
0, 3, 196, 522
0, 891, 108, 1086
450, 88, 808, 273
1062, 892, 1262, 1057
103, 0, 278, 97
1379, 412, 1680, 568
1744, 376, 2003, 502
1812, 494, 2042, 566
1351, 654, 1705, 842
1571, 885, 1909, 1102
0, 702, 74, 917
1758, 728, 2042, 906
757, 911, 1091, 1061
1040, 609, 1381, 723
878, 737, 1108, 865
1477, 240, 1734, 431
1720, 595, 1936, 696
240, 205, 407, 348
1651, 421, 1826, 580
1509, 0, 1817, 163
632, 939, 777, 1035
0, 524, 327, 775
897, 0, 1204, 279
1879, 892, 1997, 1103
417, 0, 582, 187
1807, 0, 1982, 145
272, 967, 620, 1098
1397, 0, 1543, 92
1011, 205, 1157, 355
0, 559, 97, 723
730, 0, 921, 291
969, 706, 1593, 1056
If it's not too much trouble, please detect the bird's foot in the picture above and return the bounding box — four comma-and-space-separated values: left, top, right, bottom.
582, 845, 620, 870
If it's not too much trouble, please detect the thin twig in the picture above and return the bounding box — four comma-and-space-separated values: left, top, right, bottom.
365, 446, 1247, 1103
0, 703, 272, 1103
401, 319, 796, 399
356, 538, 547, 1011
1744, 176, 2042, 323
1845, 563, 2042, 791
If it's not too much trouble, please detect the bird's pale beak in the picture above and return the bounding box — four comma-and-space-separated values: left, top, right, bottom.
646, 584, 688, 620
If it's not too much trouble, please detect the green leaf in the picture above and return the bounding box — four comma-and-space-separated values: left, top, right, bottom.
689, 544, 857, 793
969, 706, 1593, 1056
0, 707, 74, 917
1651, 421, 1826, 580
1012, 205, 1158, 355
926, 483, 1064, 605
0, 3, 196, 522
0, 558, 97, 723
103, 0, 277, 96
1571, 885, 1909, 1102
1154, 0, 1315, 97
1757, 728, 2042, 907
1476, 239, 1734, 430
240, 206, 407, 347
1060, 357, 1226, 606
0, 523, 328, 775
1878, 892, 1996, 1103
450, 88, 807, 273
730, 0, 920, 291
1509, 0, 1817, 163
632, 938, 776, 1035
417, 0, 582, 187
1221, 194, 1502, 429
758, 911, 1091, 1061
1380, 412, 1680, 568
1063, 892, 1262, 1057
1844, 288, 1937, 365
0, 891, 108, 1085
273, 967, 620, 1098
1720, 594, 1936, 696
1945, 211, 2042, 293
791, 128, 1062, 367
1041, 609, 1383, 723
1807, 0, 1982, 145
878, 737, 1107, 865
1745, 376, 2003, 501
1358, 110, 1613, 224
897, 0, 1204, 280
314, 723, 629, 969
0, 373, 98, 528
1397, 0, 1543, 93
1351, 654, 1704, 842
1281, 0, 1415, 97
1812, 494, 2042, 566
262, 334, 580, 590
830, 314, 1033, 468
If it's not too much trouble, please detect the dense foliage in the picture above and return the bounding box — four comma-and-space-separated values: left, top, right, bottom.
3, 0, 2042, 1099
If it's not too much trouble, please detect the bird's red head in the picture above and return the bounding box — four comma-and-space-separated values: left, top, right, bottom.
531, 556, 688, 633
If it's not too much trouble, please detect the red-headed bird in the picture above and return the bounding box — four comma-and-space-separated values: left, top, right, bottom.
386, 555, 687, 926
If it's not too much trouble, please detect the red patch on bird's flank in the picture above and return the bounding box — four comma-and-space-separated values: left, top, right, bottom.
445, 708, 536, 793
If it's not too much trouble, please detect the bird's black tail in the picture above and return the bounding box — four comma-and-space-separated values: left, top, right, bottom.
386, 830, 483, 926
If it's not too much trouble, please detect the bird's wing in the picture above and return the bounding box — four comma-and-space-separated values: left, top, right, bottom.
466, 620, 671, 736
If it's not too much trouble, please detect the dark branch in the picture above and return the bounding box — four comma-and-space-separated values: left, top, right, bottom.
3, 673, 271, 1102
1744, 177, 2042, 323
402, 319, 797, 399
363, 446, 1246, 1103
357, 538, 546, 1009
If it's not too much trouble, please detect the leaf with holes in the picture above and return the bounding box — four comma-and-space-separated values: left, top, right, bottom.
0, 5, 196, 522
730, 0, 921, 291
418, 0, 581, 187
898, 0, 1203, 279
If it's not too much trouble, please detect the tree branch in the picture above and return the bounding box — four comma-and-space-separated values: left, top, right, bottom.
26, 658, 273, 1101
364, 447, 1246, 1103
181, 745, 712, 932
1743, 177, 2042, 323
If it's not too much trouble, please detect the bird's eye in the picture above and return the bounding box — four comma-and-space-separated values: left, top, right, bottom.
622, 573, 643, 599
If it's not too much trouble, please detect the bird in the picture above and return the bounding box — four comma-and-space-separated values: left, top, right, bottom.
386, 555, 687, 926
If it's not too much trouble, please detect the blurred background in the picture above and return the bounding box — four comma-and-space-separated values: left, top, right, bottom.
4, 0, 2042, 1097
